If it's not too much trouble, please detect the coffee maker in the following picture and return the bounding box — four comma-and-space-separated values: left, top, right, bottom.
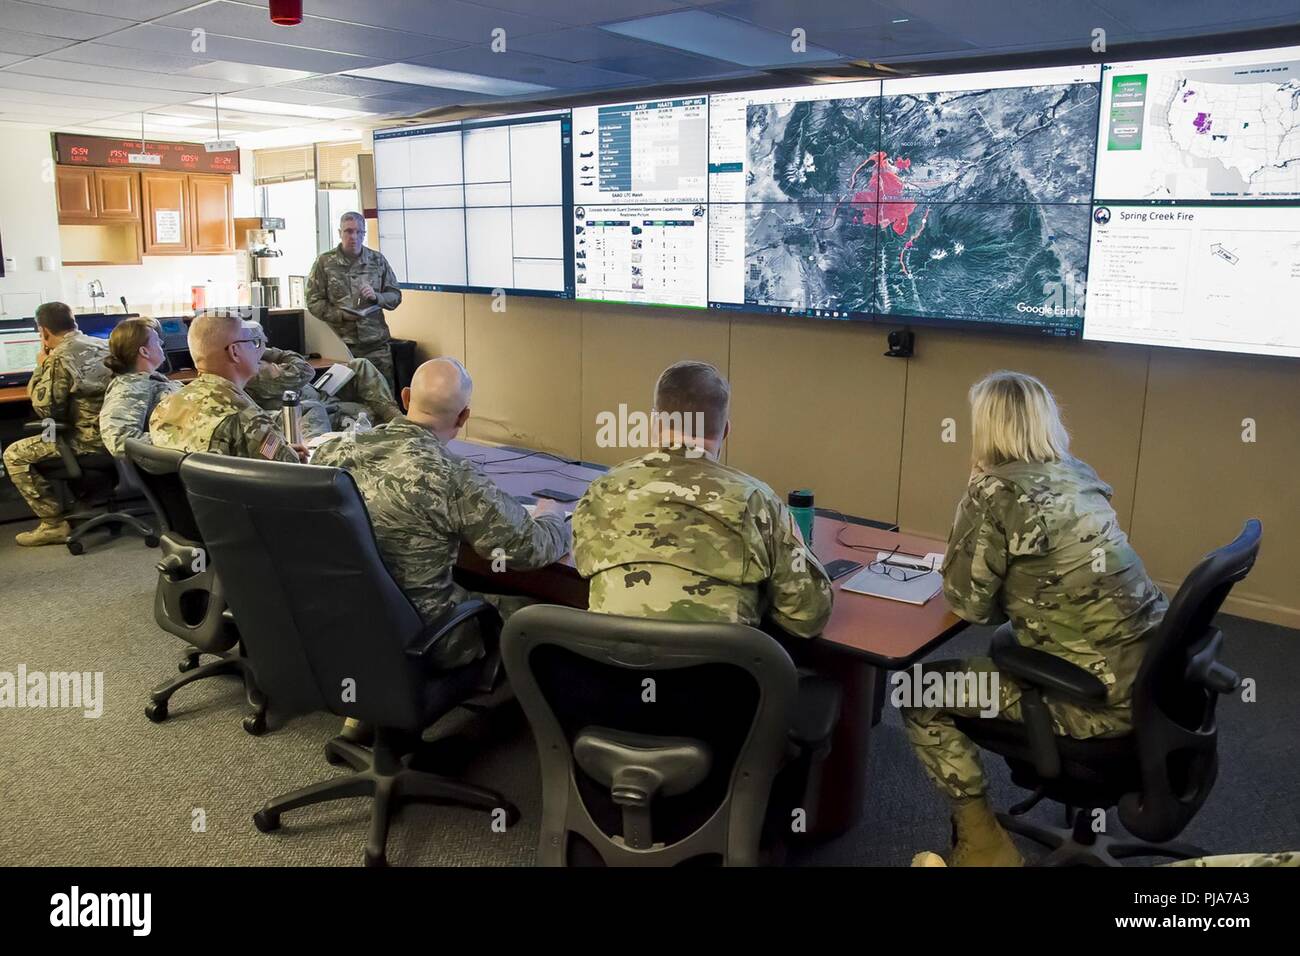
236, 217, 286, 309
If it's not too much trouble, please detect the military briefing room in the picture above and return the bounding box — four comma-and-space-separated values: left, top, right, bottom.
0, 0, 1298, 899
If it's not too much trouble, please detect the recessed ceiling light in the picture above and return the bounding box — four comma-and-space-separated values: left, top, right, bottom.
893, 18, 910, 24
344, 63, 552, 96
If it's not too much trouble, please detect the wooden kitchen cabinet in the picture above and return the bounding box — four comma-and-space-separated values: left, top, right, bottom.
188, 173, 234, 254
56, 166, 98, 221
141, 171, 191, 255
94, 169, 140, 220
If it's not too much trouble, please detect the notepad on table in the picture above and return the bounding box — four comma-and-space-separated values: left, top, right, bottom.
840, 567, 944, 605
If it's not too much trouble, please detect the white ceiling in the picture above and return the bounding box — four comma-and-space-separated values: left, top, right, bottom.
1, 0, 1297, 149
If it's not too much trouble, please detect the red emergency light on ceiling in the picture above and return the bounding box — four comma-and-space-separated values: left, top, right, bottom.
268, 0, 302, 25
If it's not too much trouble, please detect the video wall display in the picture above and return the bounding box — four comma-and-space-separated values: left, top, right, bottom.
373, 109, 573, 297
371, 42, 1300, 357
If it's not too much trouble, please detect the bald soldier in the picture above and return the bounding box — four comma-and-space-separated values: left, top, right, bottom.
2, 302, 111, 546
149, 312, 304, 463
240, 321, 400, 440
306, 211, 402, 393
572, 361, 833, 637
313, 357, 570, 672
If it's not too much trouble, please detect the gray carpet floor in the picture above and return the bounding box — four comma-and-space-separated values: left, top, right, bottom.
1, 525, 1296, 866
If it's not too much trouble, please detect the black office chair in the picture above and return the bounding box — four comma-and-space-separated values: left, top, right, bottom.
124, 438, 267, 735
953, 519, 1261, 866
26, 421, 156, 554
501, 604, 842, 866
179, 451, 518, 867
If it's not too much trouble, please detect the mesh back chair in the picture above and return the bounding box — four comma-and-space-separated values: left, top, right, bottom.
179, 452, 516, 867
502, 604, 843, 866
124, 438, 266, 735
953, 519, 1261, 866
26, 421, 155, 554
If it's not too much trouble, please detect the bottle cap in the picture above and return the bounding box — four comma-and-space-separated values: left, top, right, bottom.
788, 490, 814, 508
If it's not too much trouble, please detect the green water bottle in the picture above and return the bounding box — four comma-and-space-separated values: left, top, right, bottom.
788, 490, 815, 547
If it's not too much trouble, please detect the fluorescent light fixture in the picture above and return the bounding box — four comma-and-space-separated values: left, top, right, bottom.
893, 18, 910, 23
343, 63, 552, 96
186, 96, 366, 119
600, 10, 843, 66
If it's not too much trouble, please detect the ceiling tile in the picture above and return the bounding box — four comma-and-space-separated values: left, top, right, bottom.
98, 23, 381, 74
0, 51, 23, 67
43, 42, 213, 74
0, 70, 197, 106
0, 0, 135, 39
829, 24, 977, 60
472, 0, 685, 27
18, 0, 204, 19
0, 29, 76, 55
158, 0, 462, 60
699, 0, 903, 32
881, 0, 1129, 50
5, 57, 247, 94
283, 74, 458, 98
241, 0, 563, 41
227, 86, 350, 106
406, 45, 646, 91
504, 26, 671, 63
585, 48, 748, 80
1095, 0, 1300, 33
183, 60, 315, 86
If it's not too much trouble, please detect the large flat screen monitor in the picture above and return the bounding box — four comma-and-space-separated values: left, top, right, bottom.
1083, 44, 1300, 358
374, 109, 574, 298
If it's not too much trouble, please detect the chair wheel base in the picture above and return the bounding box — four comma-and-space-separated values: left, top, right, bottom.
145, 535, 160, 548
253, 810, 280, 833
364, 848, 387, 867
243, 712, 268, 736
66, 540, 84, 556
144, 700, 167, 723
178, 655, 201, 673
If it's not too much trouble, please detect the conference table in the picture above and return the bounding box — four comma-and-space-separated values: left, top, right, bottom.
448, 438, 968, 838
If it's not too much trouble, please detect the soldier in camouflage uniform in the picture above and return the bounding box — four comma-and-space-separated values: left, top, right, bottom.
242, 324, 400, 440
148, 312, 302, 464
313, 357, 570, 672
306, 212, 402, 394
904, 371, 1167, 866
99, 317, 181, 457
2, 302, 111, 545
572, 361, 833, 638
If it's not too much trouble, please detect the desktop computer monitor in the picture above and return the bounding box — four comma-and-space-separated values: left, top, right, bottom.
78, 312, 137, 340
0, 320, 41, 388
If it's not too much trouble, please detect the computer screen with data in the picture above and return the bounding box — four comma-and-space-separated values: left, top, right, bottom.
708, 64, 1100, 336
570, 96, 709, 308
1084, 44, 1300, 358
373, 109, 574, 297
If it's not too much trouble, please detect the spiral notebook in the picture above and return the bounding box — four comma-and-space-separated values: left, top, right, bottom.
840, 567, 944, 605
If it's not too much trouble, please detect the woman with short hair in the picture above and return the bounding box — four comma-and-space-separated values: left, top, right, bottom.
99, 318, 180, 457
904, 370, 1167, 866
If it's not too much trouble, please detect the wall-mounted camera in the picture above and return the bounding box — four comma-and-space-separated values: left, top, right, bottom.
884, 329, 915, 358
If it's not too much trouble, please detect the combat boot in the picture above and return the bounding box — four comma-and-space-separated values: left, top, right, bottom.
15, 519, 71, 547
949, 795, 1024, 867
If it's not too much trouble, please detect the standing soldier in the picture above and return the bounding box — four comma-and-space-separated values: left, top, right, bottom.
2, 302, 111, 546
306, 211, 402, 394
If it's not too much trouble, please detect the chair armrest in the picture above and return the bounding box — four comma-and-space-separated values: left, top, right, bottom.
990, 624, 1107, 705
406, 599, 502, 662
22, 420, 81, 479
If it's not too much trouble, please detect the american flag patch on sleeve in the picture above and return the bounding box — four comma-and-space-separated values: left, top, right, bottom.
259, 431, 283, 460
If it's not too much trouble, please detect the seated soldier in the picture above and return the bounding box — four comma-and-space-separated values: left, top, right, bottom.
572, 360, 833, 637
313, 357, 569, 743
241, 321, 399, 440
149, 312, 304, 463
100, 317, 181, 457
2, 302, 111, 546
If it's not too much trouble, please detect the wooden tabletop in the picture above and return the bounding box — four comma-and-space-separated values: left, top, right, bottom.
0, 357, 334, 405
451, 440, 966, 666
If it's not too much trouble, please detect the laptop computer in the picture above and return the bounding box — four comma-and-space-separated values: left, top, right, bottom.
0, 319, 41, 388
